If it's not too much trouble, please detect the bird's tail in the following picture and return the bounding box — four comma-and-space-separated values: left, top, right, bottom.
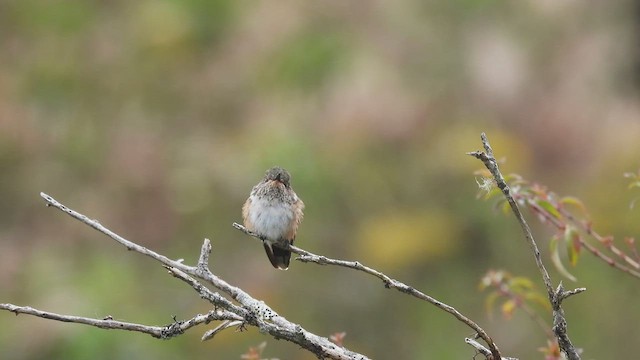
264, 242, 291, 270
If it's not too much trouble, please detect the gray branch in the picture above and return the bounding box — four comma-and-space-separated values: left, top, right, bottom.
233, 223, 506, 360
468, 132, 585, 360
0, 303, 239, 339
2, 183, 518, 359
2, 193, 371, 360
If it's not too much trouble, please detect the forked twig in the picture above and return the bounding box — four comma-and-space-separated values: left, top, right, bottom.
468, 133, 585, 360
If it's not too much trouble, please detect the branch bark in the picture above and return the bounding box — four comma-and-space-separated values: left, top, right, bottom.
468, 132, 585, 360
233, 223, 506, 360
20, 193, 369, 360
1, 189, 513, 359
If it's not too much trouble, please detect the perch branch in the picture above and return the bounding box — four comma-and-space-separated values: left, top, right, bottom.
232, 223, 505, 360
468, 132, 584, 360
12, 193, 371, 360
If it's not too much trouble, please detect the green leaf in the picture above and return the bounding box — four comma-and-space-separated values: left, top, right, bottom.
550, 236, 577, 282
559, 196, 588, 216
559, 196, 583, 207
564, 226, 581, 267
509, 276, 534, 291
536, 200, 562, 220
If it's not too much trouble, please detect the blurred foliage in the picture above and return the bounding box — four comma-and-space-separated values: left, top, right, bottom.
1, 1, 640, 359
355, 210, 461, 269
479, 270, 549, 321
478, 168, 640, 282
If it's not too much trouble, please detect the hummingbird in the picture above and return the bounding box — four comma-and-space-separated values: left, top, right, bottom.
242, 167, 305, 270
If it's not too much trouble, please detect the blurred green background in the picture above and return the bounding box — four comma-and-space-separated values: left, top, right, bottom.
2, 1, 640, 359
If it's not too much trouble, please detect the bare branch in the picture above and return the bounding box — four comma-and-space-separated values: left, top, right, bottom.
197, 238, 213, 271
467, 134, 554, 298
0, 303, 239, 339
233, 222, 504, 360
5, 190, 515, 359
557, 285, 587, 301
29, 193, 371, 360
468, 132, 584, 360
202, 320, 243, 341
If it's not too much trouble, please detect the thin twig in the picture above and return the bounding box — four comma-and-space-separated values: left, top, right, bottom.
468, 132, 584, 360
558, 285, 586, 300
232, 222, 503, 360
524, 199, 640, 279
202, 320, 244, 341
468, 135, 554, 298
517, 189, 640, 279
557, 206, 640, 270
0, 303, 238, 339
